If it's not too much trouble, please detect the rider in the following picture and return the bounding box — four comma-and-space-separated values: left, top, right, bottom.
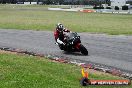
54, 23, 71, 48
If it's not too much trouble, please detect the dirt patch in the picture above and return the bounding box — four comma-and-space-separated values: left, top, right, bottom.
0, 50, 17, 54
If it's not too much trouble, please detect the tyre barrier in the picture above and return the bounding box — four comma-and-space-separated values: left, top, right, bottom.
0, 46, 132, 80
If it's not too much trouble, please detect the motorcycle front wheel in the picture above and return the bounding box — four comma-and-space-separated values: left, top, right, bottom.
80, 44, 88, 55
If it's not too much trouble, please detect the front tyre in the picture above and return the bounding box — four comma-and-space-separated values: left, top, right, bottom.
80, 44, 88, 55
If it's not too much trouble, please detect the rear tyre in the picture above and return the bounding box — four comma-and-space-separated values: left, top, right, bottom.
80, 44, 88, 55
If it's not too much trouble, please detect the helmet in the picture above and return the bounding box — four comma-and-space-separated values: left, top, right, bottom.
56, 23, 64, 32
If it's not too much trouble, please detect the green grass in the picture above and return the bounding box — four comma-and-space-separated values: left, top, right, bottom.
0, 53, 131, 88
0, 5, 132, 35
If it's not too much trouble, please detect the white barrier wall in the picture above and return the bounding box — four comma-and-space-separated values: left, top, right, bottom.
24, 2, 30, 5
24, 2, 37, 5
31, 2, 37, 4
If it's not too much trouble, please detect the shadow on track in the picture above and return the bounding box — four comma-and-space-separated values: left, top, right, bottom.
63, 51, 89, 56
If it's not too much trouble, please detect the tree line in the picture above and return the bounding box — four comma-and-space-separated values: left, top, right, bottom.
0, 0, 111, 5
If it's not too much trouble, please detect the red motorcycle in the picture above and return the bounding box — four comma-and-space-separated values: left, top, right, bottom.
56, 32, 88, 55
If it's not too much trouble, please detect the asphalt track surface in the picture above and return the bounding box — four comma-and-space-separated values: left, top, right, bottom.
0, 29, 132, 73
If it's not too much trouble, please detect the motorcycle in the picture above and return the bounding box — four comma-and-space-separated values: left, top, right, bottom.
56, 32, 88, 55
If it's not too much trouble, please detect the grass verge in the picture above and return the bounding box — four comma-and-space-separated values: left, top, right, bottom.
0, 5, 132, 35
0, 51, 131, 88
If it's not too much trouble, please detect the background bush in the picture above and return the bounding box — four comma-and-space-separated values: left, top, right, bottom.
106, 7, 111, 9
115, 6, 119, 10
122, 5, 128, 10
93, 6, 104, 9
